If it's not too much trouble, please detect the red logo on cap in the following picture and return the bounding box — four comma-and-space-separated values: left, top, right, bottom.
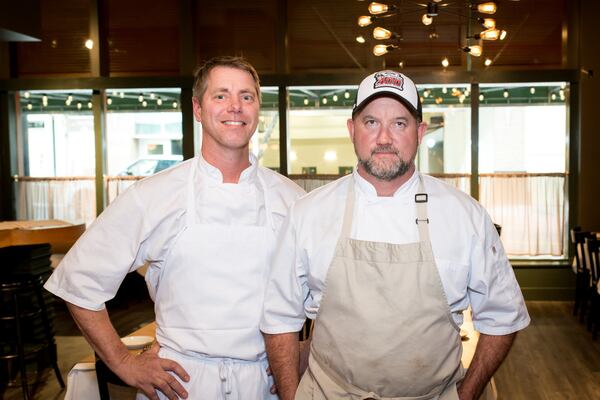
373, 71, 404, 91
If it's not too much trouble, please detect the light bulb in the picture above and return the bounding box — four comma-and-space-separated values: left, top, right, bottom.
67, 94, 73, 102
373, 44, 389, 56
479, 94, 485, 101
65, 99, 72, 106
442, 87, 447, 94
358, 15, 373, 27
87, 101, 92, 109
322, 97, 328, 105
530, 87, 536, 95
304, 97, 309, 105
138, 94, 144, 102
434, 97, 443, 104
373, 27, 392, 40
398, 61, 404, 68
77, 102, 82, 110
423, 89, 430, 98
26, 102, 32, 110
157, 97, 163, 106
469, 45, 482, 57
85, 39, 94, 50
42, 95, 48, 107
24, 91, 30, 99
107, 97, 113, 105
503, 89, 509, 98
356, 35, 366, 43
551, 93, 557, 101
477, 2, 497, 14
499, 30, 507, 40
441, 57, 449, 67
422, 14, 433, 26
368, 2, 389, 15
480, 28, 500, 40
172, 101, 178, 108
150, 93, 155, 99
482, 18, 496, 29
344, 90, 350, 99
142, 100, 147, 107
333, 94, 338, 102
120, 92, 125, 99
484, 58, 492, 66
112, 91, 118, 96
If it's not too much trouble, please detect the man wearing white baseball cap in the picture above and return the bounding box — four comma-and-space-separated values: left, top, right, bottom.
261, 69, 530, 400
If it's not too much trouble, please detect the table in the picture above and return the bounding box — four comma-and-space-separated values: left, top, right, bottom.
0, 219, 85, 253
66, 312, 497, 400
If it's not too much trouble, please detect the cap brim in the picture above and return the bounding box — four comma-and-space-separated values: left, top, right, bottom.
352, 92, 420, 119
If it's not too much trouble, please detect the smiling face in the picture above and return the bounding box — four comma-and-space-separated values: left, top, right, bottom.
193, 66, 260, 154
348, 96, 427, 183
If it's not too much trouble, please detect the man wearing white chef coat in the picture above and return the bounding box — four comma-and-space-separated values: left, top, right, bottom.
261, 70, 530, 400
45, 56, 304, 400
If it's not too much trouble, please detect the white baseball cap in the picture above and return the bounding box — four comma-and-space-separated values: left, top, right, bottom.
352, 70, 422, 120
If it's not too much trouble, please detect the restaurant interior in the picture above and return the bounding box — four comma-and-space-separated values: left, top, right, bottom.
1, 0, 600, 398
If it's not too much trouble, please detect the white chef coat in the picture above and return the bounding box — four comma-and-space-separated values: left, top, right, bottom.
261, 170, 530, 336
44, 154, 304, 312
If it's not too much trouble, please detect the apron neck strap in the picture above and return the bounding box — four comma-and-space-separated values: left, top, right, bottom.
415, 174, 431, 243
339, 177, 356, 239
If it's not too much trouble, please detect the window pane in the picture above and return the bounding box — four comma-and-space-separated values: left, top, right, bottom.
105, 88, 182, 202
417, 84, 471, 194
478, 83, 568, 258
288, 86, 356, 175
16, 90, 96, 224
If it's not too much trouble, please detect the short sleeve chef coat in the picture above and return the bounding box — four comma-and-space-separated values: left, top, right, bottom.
261, 170, 530, 336
45, 154, 305, 311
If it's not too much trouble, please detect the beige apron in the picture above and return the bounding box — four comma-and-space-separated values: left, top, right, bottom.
296, 175, 465, 400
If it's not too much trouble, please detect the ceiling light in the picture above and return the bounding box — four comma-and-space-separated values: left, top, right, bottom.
344, 90, 351, 99
368, 2, 393, 15
422, 14, 433, 25
484, 58, 492, 66
477, 2, 497, 14
499, 30, 507, 40
530, 87, 536, 94
480, 18, 496, 29
84, 39, 94, 50
463, 45, 482, 57
356, 35, 366, 43
358, 15, 373, 27
373, 44, 397, 56
373, 27, 392, 40
441, 57, 449, 67
503, 89, 509, 98
477, 28, 500, 40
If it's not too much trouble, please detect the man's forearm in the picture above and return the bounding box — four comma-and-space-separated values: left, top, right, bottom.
458, 332, 516, 400
67, 302, 130, 373
264, 332, 300, 400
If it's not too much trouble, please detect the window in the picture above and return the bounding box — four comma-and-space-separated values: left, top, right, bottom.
478, 83, 568, 258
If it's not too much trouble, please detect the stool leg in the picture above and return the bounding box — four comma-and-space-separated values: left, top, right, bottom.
14, 292, 31, 400
36, 287, 65, 388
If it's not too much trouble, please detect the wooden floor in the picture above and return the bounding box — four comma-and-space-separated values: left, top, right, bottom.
2, 301, 600, 399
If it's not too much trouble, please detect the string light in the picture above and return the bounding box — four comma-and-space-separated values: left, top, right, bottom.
479, 94, 485, 101
84, 39, 94, 50
503, 89, 509, 98
333, 94, 338, 102
77, 102, 82, 110
26, 102, 33, 110
142, 100, 148, 107
322, 97, 328, 105
87, 101, 93, 109
157, 97, 163, 106
484, 58, 492, 66
344, 90, 351, 99
42, 94, 48, 107
530, 87, 536, 94
107, 97, 113, 105
172, 101, 178, 108
304, 97, 309, 105
356, 35, 366, 44
441, 58, 449, 67
138, 94, 144, 102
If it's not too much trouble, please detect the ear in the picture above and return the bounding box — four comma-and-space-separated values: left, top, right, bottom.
192, 96, 202, 123
347, 118, 355, 143
417, 121, 428, 145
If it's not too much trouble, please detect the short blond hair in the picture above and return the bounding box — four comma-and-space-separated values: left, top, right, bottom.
192, 56, 261, 104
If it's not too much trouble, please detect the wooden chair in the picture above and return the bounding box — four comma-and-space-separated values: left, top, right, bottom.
585, 238, 600, 338
572, 230, 595, 320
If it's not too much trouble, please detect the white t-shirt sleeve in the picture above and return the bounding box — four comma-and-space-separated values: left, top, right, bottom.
468, 212, 531, 335
261, 205, 308, 334
44, 185, 150, 311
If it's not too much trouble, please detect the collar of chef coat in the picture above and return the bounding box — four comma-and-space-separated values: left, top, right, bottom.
352, 167, 419, 204
197, 152, 259, 185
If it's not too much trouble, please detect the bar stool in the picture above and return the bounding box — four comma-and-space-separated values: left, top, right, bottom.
0, 274, 65, 399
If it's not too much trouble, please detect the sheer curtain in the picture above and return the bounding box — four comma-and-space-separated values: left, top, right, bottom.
15, 178, 96, 225
479, 173, 566, 256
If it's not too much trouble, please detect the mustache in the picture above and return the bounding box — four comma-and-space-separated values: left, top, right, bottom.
371, 145, 400, 155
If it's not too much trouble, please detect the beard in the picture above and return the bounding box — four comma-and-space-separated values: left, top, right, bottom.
357, 144, 413, 181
